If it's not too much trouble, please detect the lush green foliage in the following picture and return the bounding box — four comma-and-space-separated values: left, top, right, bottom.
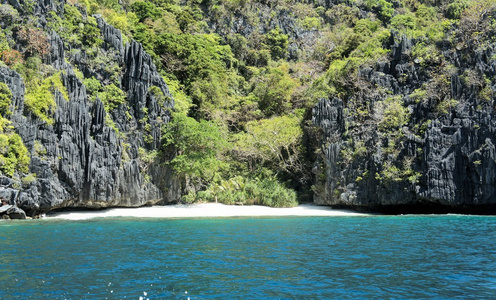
98, 83, 126, 111
130, 1, 162, 22
265, 27, 289, 60
153, 33, 236, 118
233, 114, 304, 179
190, 174, 298, 207
0, 82, 12, 117
0, 132, 29, 177
3, 0, 495, 204
48, 5, 103, 48
251, 63, 296, 116
163, 113, 228, 183
378, 97, 410, 132
0, 82, 12, 133
24, 72, 68, 125
83, 76, 102, 101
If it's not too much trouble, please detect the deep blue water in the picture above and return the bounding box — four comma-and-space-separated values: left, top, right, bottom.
0, 215, 496, 299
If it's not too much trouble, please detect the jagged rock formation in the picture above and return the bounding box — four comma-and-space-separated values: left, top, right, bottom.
0, 180, 26, 219
0, 204, 26, 219
312, 33, 496, 214
0, 0, 180, 216
204, 2, 321, 61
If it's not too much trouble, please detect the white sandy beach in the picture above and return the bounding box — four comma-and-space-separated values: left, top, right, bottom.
47, 203, 368, 220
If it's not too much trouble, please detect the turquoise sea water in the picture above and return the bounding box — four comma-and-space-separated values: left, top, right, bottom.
1, 215, 495, 299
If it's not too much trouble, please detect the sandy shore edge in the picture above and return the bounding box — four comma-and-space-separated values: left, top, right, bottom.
47, 203, 369, 220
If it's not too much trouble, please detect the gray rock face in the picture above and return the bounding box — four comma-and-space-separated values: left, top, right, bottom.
0, 205, 26, 219
96, 15, 124, 57
0, 66, 24, 113
0, 2, 180, 216
312, 34, 496, 213
0, 185, 26, 219
122, 41, 174, 149
205, 3, 321, 61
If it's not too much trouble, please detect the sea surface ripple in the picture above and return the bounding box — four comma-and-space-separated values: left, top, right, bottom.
0, 215, 495, 299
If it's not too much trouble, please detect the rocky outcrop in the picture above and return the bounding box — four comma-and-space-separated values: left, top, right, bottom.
0, 66, 24, 113
0, 205, 26, 219
0, 184, 26, 219
0, 1, 180, 216
312, 34, 496, 214
122, 41, 174, 149
96, 15, 124, 57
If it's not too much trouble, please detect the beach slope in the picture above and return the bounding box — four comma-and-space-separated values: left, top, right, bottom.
47, 203, 368, 220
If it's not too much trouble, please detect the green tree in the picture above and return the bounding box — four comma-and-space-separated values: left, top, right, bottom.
364, 0, 394, 21
234, 114, 304, 180
48, 5, 102, 48
251, 63, 297, 116
446, 0, 469, 19
390, 13, 416, 33
83, 76, 102, 101
265, 27, 288, 60
155, 33, 236, 117
130, 1, 162, 22
82, 16, 103, 47
163, 113, 228, 184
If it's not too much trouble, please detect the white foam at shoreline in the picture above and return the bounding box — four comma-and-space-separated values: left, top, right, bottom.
46, 203, 369, 220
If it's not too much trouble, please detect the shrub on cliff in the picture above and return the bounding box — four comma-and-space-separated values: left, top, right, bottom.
98, 83, 126, 111
378, 96, 410, 132
0, 132, 29, 177
24, 71, 68, 125
0, 82, 12, 117
48, 6, 103, 49
0, 82, 29, 177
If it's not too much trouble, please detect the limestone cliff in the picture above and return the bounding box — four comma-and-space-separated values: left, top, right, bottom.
2, 0, 496, 215
0, 0, 180, 216
312, 33, 496, 213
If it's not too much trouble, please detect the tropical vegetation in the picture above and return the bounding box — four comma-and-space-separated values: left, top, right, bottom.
0, 0, 495, 206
